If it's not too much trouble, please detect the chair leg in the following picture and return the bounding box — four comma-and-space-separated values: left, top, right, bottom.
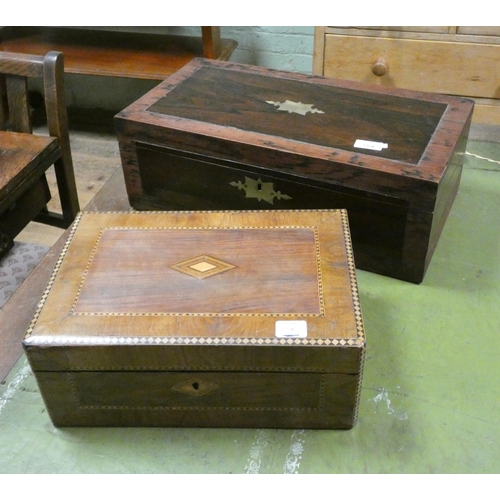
0, 75, 8, 131
42, 51, 80, 228
0, 224, 14, 260
34, 155, 80, 229
52, 155, 80, 226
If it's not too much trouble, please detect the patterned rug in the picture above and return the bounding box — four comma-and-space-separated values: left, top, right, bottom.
0, 242, 49, 309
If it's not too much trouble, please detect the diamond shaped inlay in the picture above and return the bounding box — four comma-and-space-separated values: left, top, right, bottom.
170, 255, 236, 279
190, 261, 217, 273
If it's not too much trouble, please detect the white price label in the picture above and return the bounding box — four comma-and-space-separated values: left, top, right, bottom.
275, 320, 308, 338
354, 139, 388, 151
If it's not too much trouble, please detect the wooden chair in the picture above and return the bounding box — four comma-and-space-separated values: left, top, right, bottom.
0, 51, 80, 259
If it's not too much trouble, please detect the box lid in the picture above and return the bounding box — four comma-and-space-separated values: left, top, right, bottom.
114, 58, 474, 211
24, 210, 364, 373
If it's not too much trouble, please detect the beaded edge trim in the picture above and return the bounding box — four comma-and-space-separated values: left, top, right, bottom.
340, 209, 367, 425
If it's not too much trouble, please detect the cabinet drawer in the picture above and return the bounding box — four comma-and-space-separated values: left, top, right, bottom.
457, 27, 500, 36
323, 34, 500, 99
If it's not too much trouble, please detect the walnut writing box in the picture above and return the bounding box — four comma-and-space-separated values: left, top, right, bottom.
23, 209, 365, 429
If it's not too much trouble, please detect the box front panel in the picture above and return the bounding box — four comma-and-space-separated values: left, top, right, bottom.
69, 371, 324, 409
33, 370, 361, 429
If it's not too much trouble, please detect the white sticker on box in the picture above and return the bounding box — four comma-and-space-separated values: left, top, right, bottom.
354, 139, 388, 151
275, 320, 308, 338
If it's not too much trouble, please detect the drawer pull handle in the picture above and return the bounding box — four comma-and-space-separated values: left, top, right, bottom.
372, 58, 389, 77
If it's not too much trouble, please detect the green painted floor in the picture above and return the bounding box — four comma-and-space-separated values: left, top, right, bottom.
1, 139, 499, 474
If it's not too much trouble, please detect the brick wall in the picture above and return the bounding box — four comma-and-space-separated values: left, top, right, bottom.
168, 26, 315, 74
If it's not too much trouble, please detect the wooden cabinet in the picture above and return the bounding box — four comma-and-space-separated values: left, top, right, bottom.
313, 26, 500, 125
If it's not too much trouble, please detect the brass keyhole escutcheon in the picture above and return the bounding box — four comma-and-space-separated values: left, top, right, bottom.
229, 177, 292, 205
192, 382, 199, 391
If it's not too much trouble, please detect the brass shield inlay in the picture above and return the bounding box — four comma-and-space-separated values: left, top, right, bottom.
230, 176, 292, 205
266, 99, 325, 116
170, 255, 236, 279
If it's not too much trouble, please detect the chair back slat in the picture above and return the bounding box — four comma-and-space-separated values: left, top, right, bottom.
0, 52, 45, 78
5, 74, 31, 133
0, 52, 46, 133
42, 52, 68, 143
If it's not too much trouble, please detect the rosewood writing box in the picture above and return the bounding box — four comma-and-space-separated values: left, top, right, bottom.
115, 58, 474, 283
23, 209, 365, 429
